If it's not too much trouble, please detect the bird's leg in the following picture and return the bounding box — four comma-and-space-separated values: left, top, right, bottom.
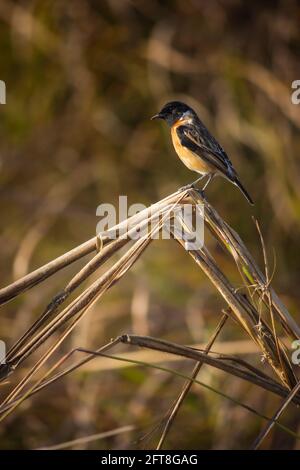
202, 174, 213, 191
179, 175, 205, 192
192, 175, 206, 186
193, 174, 213, 199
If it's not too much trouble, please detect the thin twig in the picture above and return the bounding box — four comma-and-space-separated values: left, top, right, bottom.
37, 425, 135, 450
252, 378, 300, 449
156, 311, 228, 449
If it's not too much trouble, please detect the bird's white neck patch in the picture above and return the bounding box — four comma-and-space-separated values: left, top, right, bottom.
180, 111, 194, 124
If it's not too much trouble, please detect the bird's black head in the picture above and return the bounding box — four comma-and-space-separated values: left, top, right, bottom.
151, 101, 195, 127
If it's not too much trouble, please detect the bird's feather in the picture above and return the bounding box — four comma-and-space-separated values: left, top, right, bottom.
176, 123, 236, 180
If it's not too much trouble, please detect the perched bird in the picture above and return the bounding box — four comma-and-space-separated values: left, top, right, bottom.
151, 101, 254, 205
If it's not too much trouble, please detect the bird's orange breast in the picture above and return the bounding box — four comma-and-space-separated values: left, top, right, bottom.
171, 121, 211, 175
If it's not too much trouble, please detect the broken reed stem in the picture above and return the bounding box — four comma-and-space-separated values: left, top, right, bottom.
0, 228, 154, 413
6, 237, 128, 362
189, 189, 300, 339
1, 333, 299, 419
0, 193, 187, 414
5, 195, 186, 368
120, 335, 296, 399
4, 233, 153, 386
172, 215, 296, 388
6, 203, 174, 363
0, 187, 299, 419
0, 188, 188, 306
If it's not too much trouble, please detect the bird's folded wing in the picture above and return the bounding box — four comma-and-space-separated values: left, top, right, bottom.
176, 125, 235, 179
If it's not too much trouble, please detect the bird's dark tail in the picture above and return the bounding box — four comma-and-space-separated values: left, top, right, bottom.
233, 178, 254, 205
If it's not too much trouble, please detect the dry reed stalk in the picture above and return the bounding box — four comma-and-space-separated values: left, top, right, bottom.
189, 189, 300, 339
156, 312, 229, 449
1, 191, 187, 375
0, 187, 299, 432
172, 207, 296, 388
0, 189, 188, 306
1, 334, 300, 418
0, 192, 187, 417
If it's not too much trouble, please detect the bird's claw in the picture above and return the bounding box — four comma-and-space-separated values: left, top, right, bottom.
195, 188, 206, 198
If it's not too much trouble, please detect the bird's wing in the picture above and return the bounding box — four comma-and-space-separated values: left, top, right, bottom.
176, 124, 236, 179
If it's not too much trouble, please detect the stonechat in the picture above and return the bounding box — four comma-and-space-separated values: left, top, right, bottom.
151, 101, 254, 205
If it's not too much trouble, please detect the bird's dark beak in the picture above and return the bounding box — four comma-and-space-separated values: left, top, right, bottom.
151, 113, 163, 120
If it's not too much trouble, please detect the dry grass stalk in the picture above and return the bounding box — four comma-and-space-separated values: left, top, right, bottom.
2, 332, 299, 419
0, 192, 186, 418
156, 312, 229, 449
0, 187, 299, 442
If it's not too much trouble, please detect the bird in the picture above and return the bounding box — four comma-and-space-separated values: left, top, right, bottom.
151, 101, 254, 205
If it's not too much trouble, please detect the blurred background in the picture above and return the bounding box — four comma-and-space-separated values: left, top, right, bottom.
0, 0, 300, 450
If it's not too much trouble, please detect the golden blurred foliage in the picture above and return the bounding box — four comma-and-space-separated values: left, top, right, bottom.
0, 0, 300, 450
